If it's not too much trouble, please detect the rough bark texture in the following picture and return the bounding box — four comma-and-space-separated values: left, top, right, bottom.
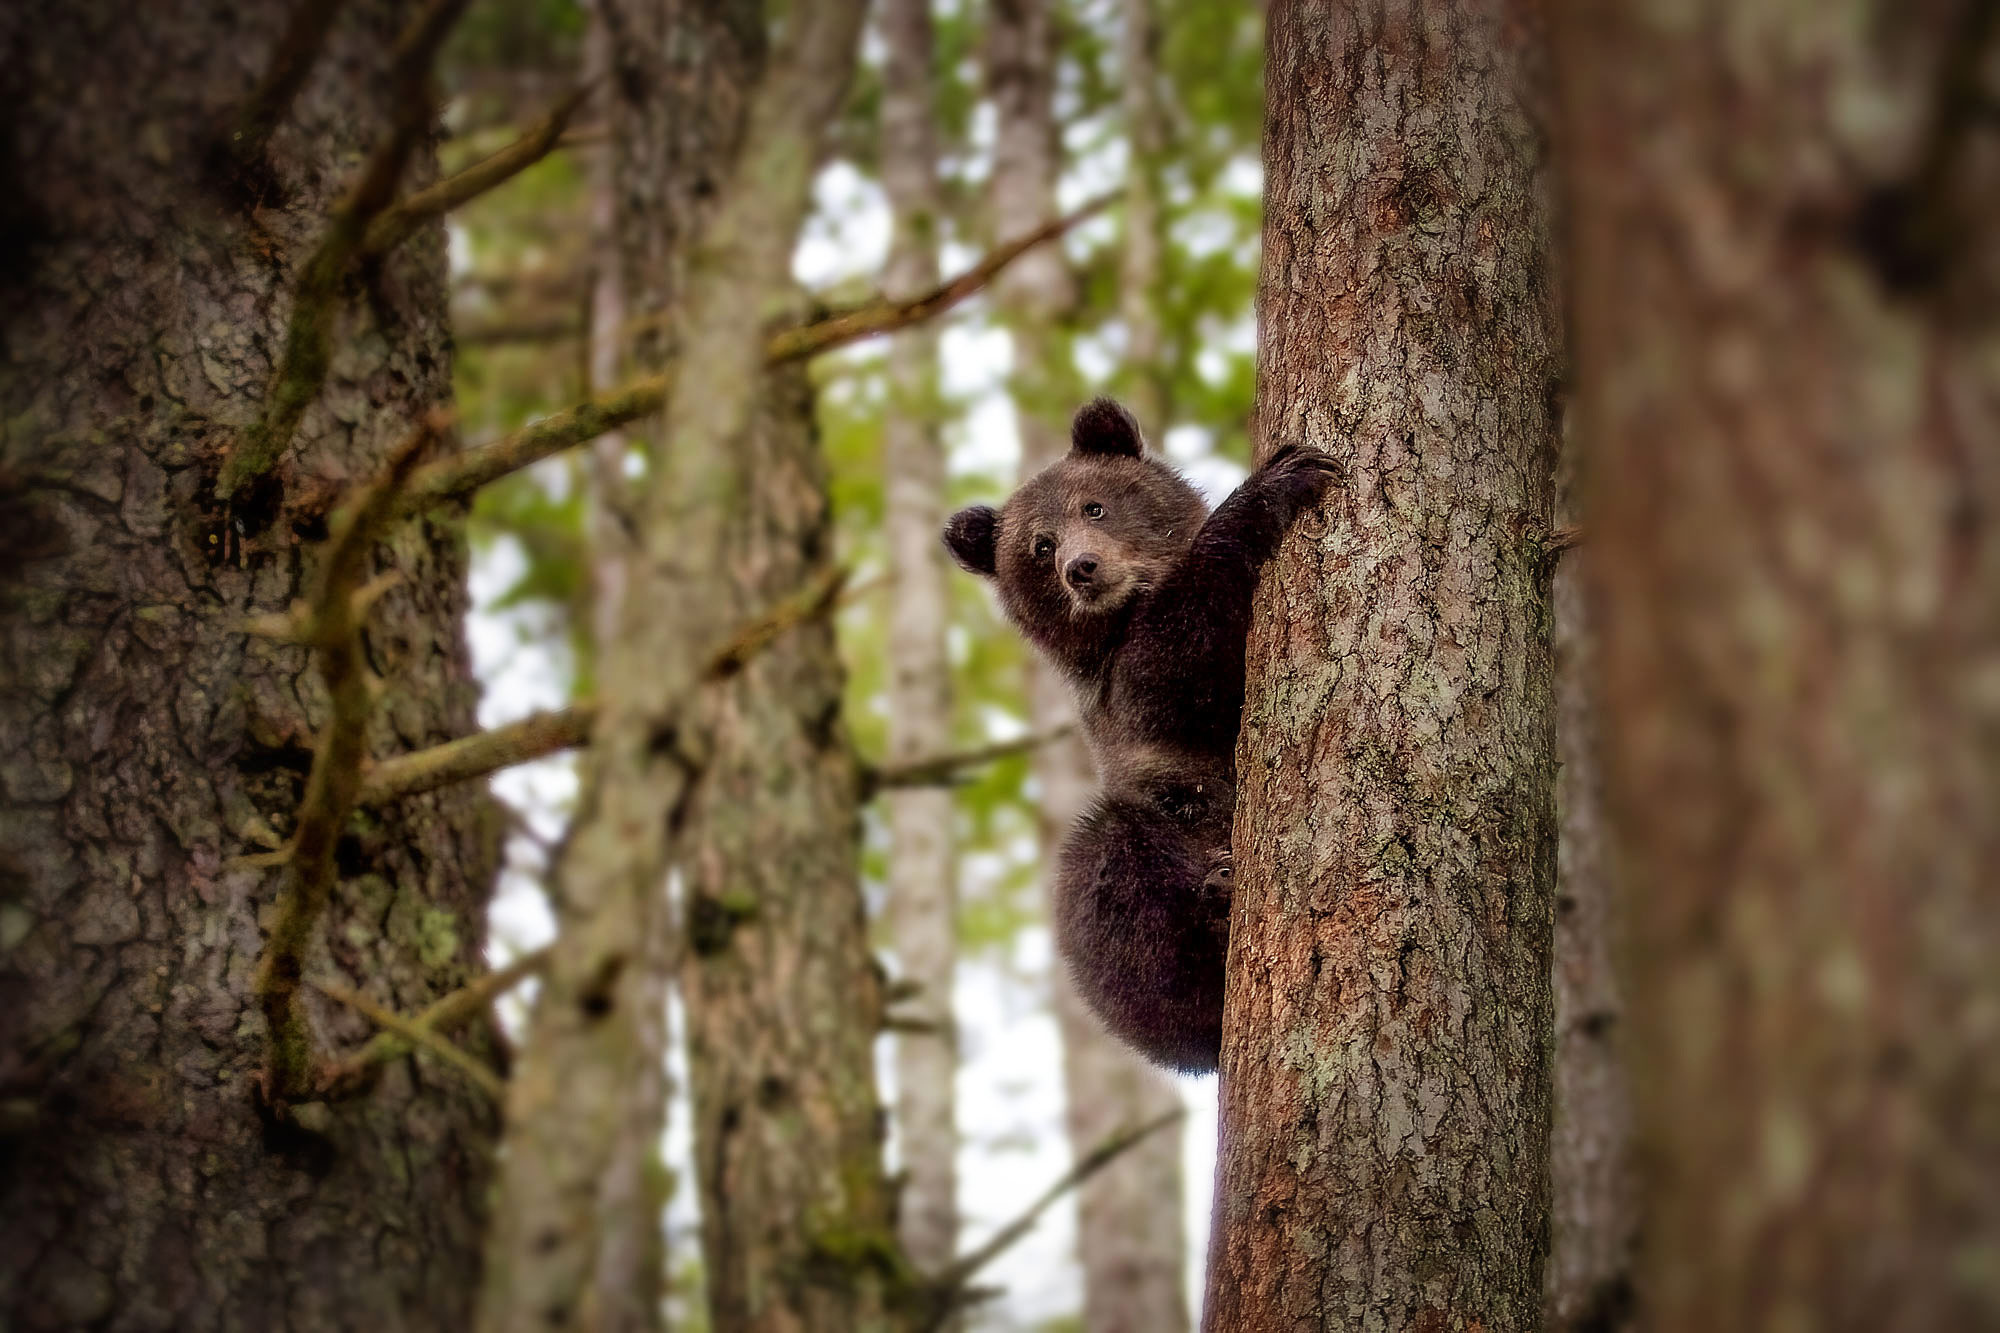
879, 0, 961, 1284
0, 3, 500, 1328
1205, 2, 1560, 1329
1544, 439, 1635, 1333
987, 5, 1191, 1330
1556, 3, 2000, 1328
476, 4, 784, 1329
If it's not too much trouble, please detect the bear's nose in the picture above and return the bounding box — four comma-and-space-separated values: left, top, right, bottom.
1065, 554, 1099, 588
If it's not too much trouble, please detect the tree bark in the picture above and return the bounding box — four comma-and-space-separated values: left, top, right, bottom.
1205, 2, 1561, 1329
1544, 434, 1635, 1333
1555, 2, 2000, 1327
987, 5, 1192, 1331
645, 6, 900, 1332
0, 3, 500, 1328
475, 4, 785, 1329
879, 0, 961, 1285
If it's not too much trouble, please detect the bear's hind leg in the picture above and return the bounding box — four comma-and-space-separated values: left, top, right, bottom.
1052, 795, 1228, 1073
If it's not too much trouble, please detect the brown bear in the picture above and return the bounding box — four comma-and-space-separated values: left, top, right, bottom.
944, 398, 1335, 1071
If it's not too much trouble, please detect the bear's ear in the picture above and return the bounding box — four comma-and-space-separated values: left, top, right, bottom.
1070, 397, 1145, 458
943, 505, 999, 576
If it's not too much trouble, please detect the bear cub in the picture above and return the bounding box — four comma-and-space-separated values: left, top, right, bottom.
943, 399, 1335, 1072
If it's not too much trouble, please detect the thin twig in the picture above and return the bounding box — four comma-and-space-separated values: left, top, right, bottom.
764, 192, 1115, 362
922, 1109, 1184, 1325
363, 84, 595, 258
220, 0, 470, 501
862, 726, 1075, 798
456, 312, 586, 346
222, 0, 349, 181
351, 569, 854, 807
323, 945, 553, 1091
359, 704, 598, 805
1547, 524, 1584, 555
394, 196, 1115, 515
310, 977, 506, 1101
251, 413, 445, 1102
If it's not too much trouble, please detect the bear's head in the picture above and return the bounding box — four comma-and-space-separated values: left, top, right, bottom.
944, 399, 1208, 659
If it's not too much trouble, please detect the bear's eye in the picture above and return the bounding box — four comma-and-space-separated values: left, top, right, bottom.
1033, 536, 1056, 559
1083, 502, 1104, 519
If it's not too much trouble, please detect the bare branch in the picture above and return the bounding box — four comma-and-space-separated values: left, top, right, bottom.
922, 1109, 1185, 1324
310, 977, 505, 1101
767, 192, 1116, 362
392, 197, 1115, 514
221, 0, 349, 180
456, 312, 586, 347
252, 413, 445, 1102
322, 945, 553, 1092
219, 0, 470, 501
703, 565, 850, 678
359, 704, 597, 805
363, 84, 595, 259
394, 371, 670, 516
1548, 524, 1584, 554
351, 568, 853, 807
862, 726, 1075, 798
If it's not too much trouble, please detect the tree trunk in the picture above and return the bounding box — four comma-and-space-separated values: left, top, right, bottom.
1555, 3, 2000, 1327
0, 3, 499, 1328
879, 0, 961, 1285
1205, 2, 1561, 1329
473, 3, 793, 1328
636, 6, 900, 1332
987, 5, 1191, 1331
1544, 433, 1635, 1332
1117, 0, 1168, 433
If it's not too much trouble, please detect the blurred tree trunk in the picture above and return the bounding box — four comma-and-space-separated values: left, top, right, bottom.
647, 5, 907, 1332
1556, 2, 2000, 1327
474, 3, 826, 1329
558, 1, 765, 1325
1205, 2, 1560, 1330
0, 3, 500, 1328
987, 5, 1192, 1332
1545, 435, 1636, 1332
1117, 0, 1168, 432
879, 0, 961, 1286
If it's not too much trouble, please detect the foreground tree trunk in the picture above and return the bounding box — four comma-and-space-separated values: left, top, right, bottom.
1557, 3, 2000, 1327
879, 0, 961, 1285
0, 3, 499, 1326
1205, 2, 1561, 1329
986, 3, 1191, 1329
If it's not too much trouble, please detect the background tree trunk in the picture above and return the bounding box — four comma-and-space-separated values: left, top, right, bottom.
1556, 2, 2000, 1327
879, 0, 961, 1286
1544, 433, 1636, 1332
1205, 2, 1561, 1328
0, 3, 500, 1327
651, 6, 903, 1331
986, 3, 1191, 1330
475, 4, 784, 1328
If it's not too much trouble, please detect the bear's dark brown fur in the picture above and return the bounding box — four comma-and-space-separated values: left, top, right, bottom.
944, 398, 1335, 1071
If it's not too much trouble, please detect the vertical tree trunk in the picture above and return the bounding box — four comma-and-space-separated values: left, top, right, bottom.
645, 6, 901, 1331
1117, 0, 1168, 433
987, 5, 1191, 1331
0, 3, 499, 1327
1544, 436, 1635, 1332
879, 0, 961, 1285
1205, 2, 1561, 1329
475, 3, 789, 1328
1556, 3, 2000, 1327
